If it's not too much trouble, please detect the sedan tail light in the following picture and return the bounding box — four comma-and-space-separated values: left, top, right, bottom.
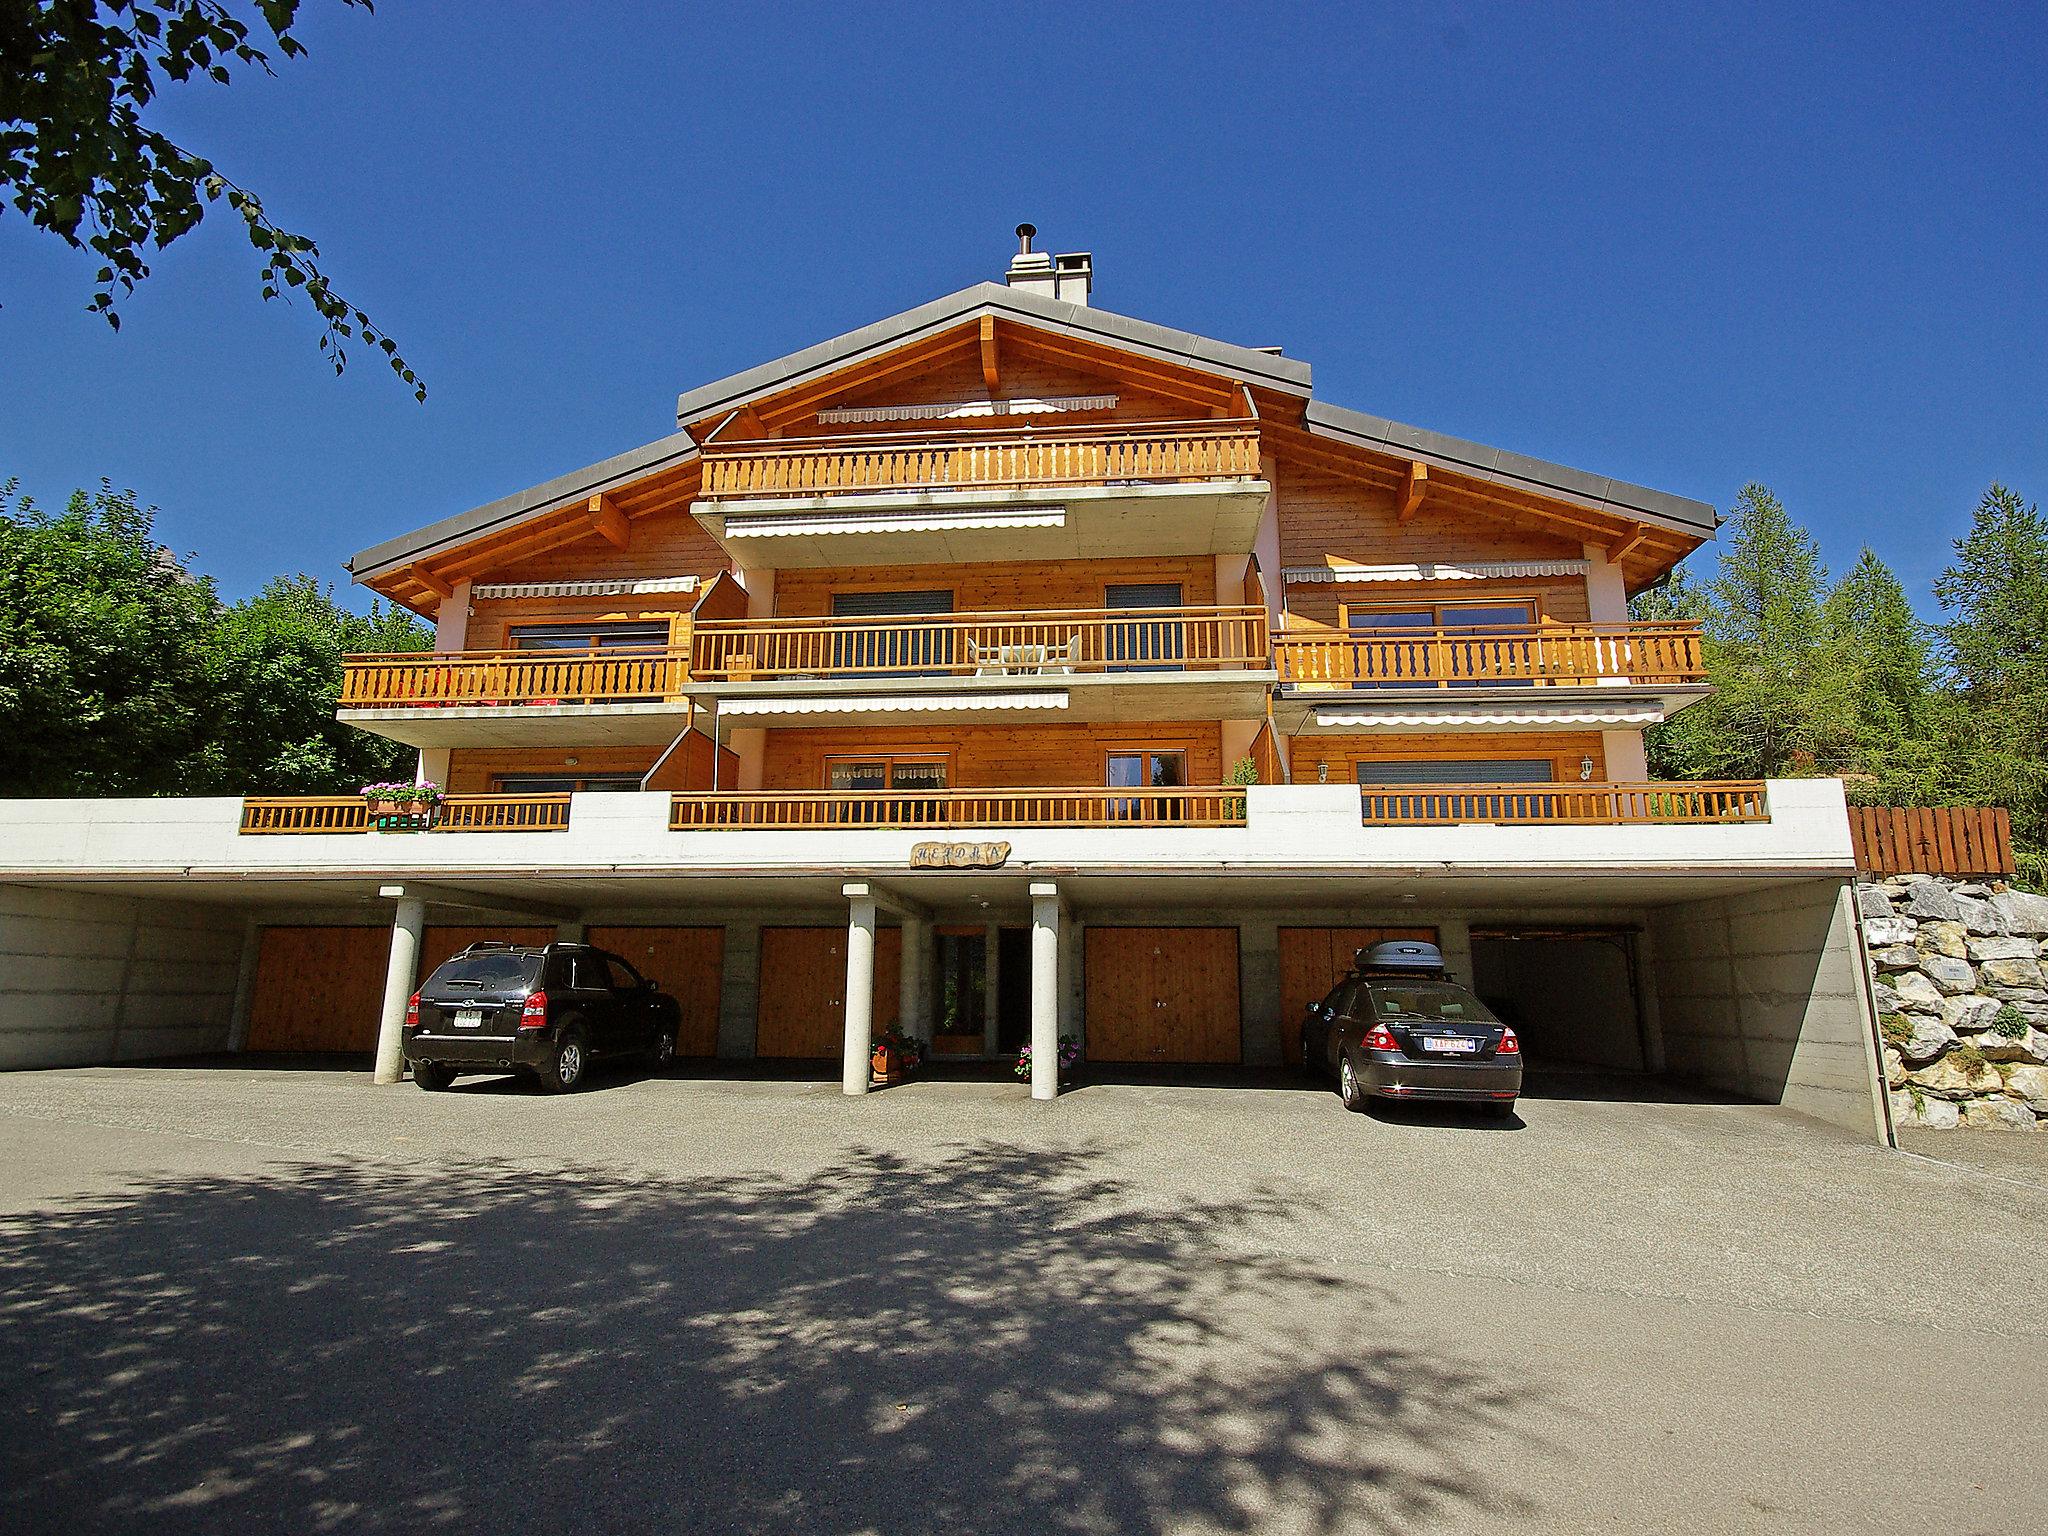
1496, 1026, 1521, 1056
404, 992, 419, 1029
1361, 1024, 1398, 1051
519, 991, 549, 1030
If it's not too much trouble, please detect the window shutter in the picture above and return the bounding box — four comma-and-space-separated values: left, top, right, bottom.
1354, 759, 1554, 785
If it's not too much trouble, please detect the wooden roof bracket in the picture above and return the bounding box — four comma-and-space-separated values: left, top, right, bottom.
1606, 522, 1652, 563
980, 315, 1001, 393
409, 565, 453, 600
589, 491, 630, 550
1397, 460, 1430, 524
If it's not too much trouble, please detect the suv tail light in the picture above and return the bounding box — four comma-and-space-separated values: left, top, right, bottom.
519, 991, 549, 1030
1361, 1024, 1398, 1051
405, 992, 419, 1029
1497, 1026, 1521, 1056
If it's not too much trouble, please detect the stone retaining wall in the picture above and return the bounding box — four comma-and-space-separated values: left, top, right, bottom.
1860, 875, 2048, 1129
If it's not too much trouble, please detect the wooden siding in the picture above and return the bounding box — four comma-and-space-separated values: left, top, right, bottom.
1084, 927, 1241, 1063
586, 926, 725, 1056
1274, 460, 1586, 572
1276, 927, 1440, 1061
466, 505, 728, 590
755, 926, 902, 1058
1290, 733, 1607, 785
771, 555, 1215, 617
792, 346, 1197, 434
1847, 805, 2016, 877
1284, 576, 1591, 631
246, 926, 389, 1053
462, 592, 701, 654
445, 739, 733, 795
762, 723, 1225, 791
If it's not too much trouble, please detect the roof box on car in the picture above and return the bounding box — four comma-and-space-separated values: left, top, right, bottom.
1354, 940, 1445, 973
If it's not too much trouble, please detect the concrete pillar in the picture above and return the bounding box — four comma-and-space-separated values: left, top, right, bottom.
716, 920, 761, 1060
225, 916, 262, 1053
1238, 918, 1282, 1064
1436, 915, 1474, 991
730, 728, 767, 791
434, 579, 473, 651
1602, 729, 1649, 782
373, 898, 427, 1084
842, 892, 878, 1096
982, 923, 1002, 1056
1631, 919, 1667, 1074
1582, 544, 1628, 623
416, 747, 451, 790
897, 915, 931, 1040
1030, 882, 1061, 1100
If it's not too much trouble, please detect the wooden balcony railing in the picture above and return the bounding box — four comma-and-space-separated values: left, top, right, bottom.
239, 794, 573, 834
670, 787, 1246, 830
690, 606, 1270, 681
339, 647, 691, 709
700, 419, 1263, 500
1274, 622, 1705, 689
1357, 781, 1769, 826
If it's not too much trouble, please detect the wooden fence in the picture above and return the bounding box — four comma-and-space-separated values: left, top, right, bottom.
1846, 805, 2015, 877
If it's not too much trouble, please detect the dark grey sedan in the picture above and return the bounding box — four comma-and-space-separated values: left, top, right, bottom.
1302, 954, 1521, 1116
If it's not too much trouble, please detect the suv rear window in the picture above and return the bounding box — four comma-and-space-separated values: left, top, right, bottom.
426, 952, 542, 991
1364, 980, 1500, 1025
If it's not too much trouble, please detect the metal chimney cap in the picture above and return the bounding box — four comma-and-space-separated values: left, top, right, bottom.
1015, 223, 1036, 253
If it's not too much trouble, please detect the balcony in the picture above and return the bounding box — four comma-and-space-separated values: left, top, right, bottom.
692, 420, 1269, 566
337, 646, 696, 747
689, 605, 1273, 724
1355, 781, 1768, 827
1273, 622, 1705, 689
671, 787, 1245, 829
239, 793, 573, 834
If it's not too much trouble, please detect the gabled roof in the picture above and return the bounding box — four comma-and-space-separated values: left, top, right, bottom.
671, 281, 1313, 427
349, 281, 1717, 588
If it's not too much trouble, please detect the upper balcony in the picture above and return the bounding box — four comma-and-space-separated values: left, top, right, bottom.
691, 420, 1268, 568
1272, 621, 1711, 732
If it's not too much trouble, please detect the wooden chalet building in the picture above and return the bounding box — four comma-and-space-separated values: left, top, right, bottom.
0, 233, 1889, 1141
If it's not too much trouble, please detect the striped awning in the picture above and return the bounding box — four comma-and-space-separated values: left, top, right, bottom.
817, 395, 1118, 424
471, 576, 699, 600
718, 691, 1070, 717
722, 508, 1066, 538
1282, 560, 1590, 584
1308, 702, 1665, 729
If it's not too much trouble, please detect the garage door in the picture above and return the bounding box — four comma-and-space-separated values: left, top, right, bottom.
587, 927, 725, 1057
756, 927, 903, 1059
1277, 927, 1438, 1059
246, 926, 389, 1053
1084, 927, 1240, 1063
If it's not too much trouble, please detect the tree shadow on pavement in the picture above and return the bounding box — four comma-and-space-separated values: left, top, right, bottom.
1, 1143, 1549, 1535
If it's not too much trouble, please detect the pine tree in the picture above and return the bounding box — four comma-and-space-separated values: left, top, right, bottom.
1820, 548, 1933, 796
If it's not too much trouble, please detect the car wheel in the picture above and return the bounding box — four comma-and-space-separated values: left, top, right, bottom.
1337, 1053, 1367, 1112
650, 1027, 677, 1070
541, 1029, 588, 1094
414, 1063, 456, 1092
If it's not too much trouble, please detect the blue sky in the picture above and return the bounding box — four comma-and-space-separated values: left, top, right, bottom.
2, 2, 2041, 614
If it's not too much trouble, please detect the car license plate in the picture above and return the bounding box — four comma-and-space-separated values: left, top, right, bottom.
1423, 1036, 1477, 1054
455, 1009, 484, 1029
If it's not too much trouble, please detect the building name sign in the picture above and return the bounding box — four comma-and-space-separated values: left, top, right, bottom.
909, 840, 1012, 870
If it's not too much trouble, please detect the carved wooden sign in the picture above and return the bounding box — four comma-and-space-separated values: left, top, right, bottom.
909, 840, 1012, 869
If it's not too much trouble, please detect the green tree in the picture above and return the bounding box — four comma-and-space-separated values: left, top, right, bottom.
0, 478, 216, 793
181, 573, 426, 793
1639, 483, 1842, 779
1932, 484, 2048, 851
1819, 547, 1935, 796
0, 0, 422, 397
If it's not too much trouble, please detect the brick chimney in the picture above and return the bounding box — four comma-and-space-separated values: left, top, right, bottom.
1004, 224, 1092, 306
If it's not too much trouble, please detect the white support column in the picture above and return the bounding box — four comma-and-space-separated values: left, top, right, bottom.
1030, 881, 1062, 1101
1602, 729, 1650, 782
373, 898, 427, 1084
1436, 915, 1474, 991
842, 890, 878, 1096
897, 915, 931, 1041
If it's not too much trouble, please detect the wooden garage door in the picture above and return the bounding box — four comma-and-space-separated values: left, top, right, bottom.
755, 926, 903, 1059
1084, 927, 1240, 1064
1278, 927, 1438, 1058
245, 926, 389, 1053
587, 927, 725, 1057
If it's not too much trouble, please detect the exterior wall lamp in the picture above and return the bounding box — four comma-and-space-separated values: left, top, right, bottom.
1579, 756, 1595, 781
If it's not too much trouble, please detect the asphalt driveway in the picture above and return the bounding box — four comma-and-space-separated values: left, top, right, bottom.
1, 1063, 2042, 1535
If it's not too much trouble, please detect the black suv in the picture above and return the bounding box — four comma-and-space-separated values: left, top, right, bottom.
404, 941, 683, 1093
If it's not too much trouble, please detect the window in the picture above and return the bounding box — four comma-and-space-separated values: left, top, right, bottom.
829, 590, 953, 675
509, 621, 672, 652
569, 952, 616, 991
1106, 750, 1186, 821
826, 754, 949, 824
493, 773, 643, 794
1105, 582, 1185, 671
1355, 758, 1557, 824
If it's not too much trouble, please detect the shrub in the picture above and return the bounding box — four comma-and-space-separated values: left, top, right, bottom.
1991, 1006, 2029, 1040
1879, 1013, 1914, 1046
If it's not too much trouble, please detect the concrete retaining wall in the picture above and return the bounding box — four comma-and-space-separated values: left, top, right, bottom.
1648, 878, 1885, 1138
0, 885, 249, 1070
